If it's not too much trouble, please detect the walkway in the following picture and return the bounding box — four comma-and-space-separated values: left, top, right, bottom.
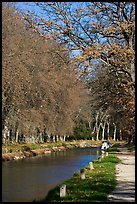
108, 144, 135, 202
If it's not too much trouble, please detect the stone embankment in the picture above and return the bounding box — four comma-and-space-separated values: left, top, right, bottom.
2, 140, 101, 162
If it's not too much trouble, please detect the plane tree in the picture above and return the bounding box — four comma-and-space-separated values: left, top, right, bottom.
2, 3, 87, 144
24, 2, 135, 142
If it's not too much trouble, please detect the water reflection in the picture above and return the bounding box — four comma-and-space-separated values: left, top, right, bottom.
2, 147, 100, 202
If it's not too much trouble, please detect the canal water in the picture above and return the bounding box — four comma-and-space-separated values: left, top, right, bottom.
2, 147, 100, 202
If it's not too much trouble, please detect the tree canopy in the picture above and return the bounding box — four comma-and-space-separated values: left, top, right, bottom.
2, 3, 89, 143
2, 2, 135, 144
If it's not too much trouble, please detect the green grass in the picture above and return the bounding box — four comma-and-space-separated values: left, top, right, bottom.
2, 140, 102, 154
35, 153, 120, 202
2, 143, 44, 154
2, 139, 123, 154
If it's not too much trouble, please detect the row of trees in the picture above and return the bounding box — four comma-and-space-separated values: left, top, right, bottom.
2, 3, 89, 144
28, 2, 134, 143
2, 2, 135, 144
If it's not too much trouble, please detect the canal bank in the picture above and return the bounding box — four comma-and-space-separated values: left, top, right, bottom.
36, 142, 134, 202
2, 140, 103, 162
35, 148, 120, 202
3, 141, 132, 202
2, 146, 100, 202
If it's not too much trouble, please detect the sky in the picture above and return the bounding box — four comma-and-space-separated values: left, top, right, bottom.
16, 2, 40, 13
15, 2, 102, 71
15, 2, 83, 16
15, 2, 51, 19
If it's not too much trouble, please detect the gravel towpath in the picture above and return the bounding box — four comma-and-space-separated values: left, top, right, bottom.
107, 144, 135, 202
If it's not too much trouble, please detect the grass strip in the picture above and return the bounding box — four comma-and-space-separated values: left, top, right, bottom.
36, 152, 120, 202
2, 140, 102, 154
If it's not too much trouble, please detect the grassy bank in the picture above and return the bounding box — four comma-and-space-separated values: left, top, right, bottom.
2, 139, 123, 154
2, 140, 124, 162
35, 147, 120, 202
2, 140, 102, 154
2, 140, 103, 162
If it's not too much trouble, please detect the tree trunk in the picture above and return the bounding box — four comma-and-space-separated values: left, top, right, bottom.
3, 125, 9, 144
102, 125, 105, 141
94, 112, 100, 140
53, 135, 55, 142
46, 132, 51, 142
119, 129, 122, 141
129, 36, 135, 83
59, 136, 63, 141
2, 127, 6, 144
113, 123, 116, 141
100, 121, 106, 141
31, 135, 35, 143
107, 121, 110, 139
96, 124, 100, 141
92, 124, 96, 134
15, 130, 19, 143
130, 61, 135, 83
88, 121, 91, 129
63, 135, 66, 141
56, 135, 59, 142
7, 129, 10, 142
39, 132, 43, 143
23, 135, 26, 143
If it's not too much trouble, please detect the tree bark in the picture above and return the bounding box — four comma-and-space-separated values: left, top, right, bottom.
15, 130, 19, 143
129, 35, 135, 83
56, 135, 59, 142
39, 132, 43, 143
92, 124, 96, 134
119, 129, 122, 140
96, 124, 101, 141
2, 127, 7, 144
53, 135, 56, 142
101, 124, 105, 141
63, 135, 66, 141
59, 136, 63, 142
113, 123, 116, 141
107, 121, 110, 139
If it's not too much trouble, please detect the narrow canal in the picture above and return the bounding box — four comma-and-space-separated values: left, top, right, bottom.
2, 147, 100, 202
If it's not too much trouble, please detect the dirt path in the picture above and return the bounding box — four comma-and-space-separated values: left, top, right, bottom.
108, 144, 135, 202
